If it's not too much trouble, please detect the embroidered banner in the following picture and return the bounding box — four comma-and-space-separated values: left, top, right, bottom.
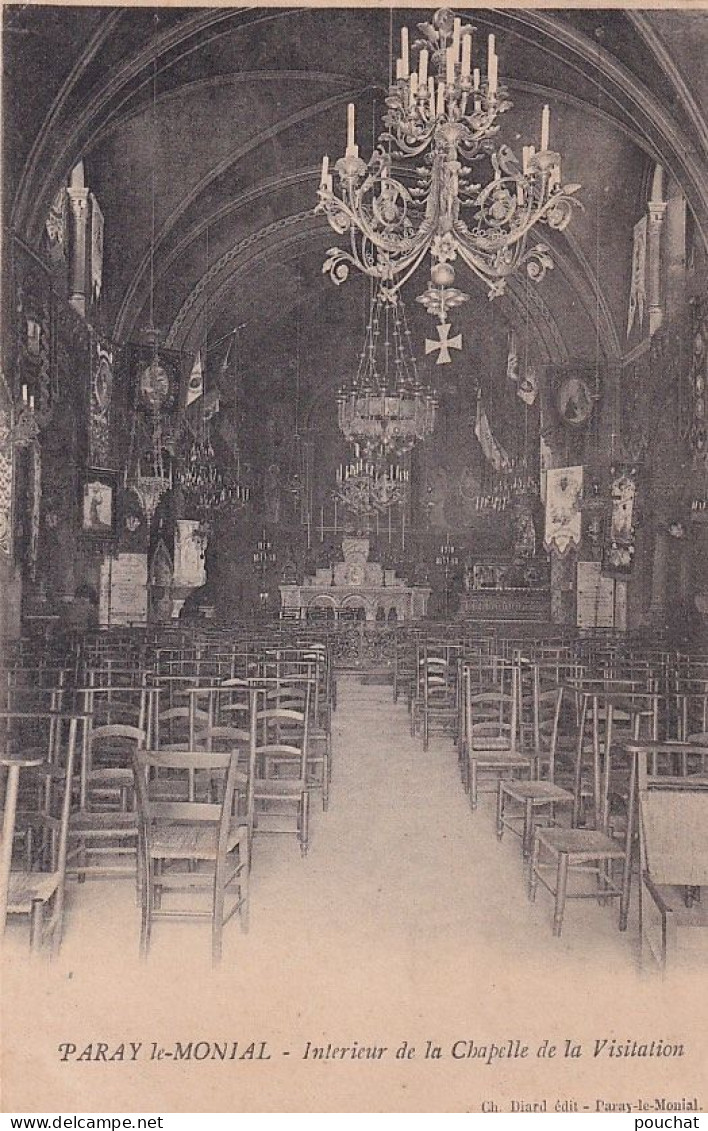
627, 214, 647, 338
603, 464, 638, 575
90, 337, 113, 466
90, 193, 104, 303
474, 391, 510, 472
544, 465, 583, 556
186, 352, 203, 406
45, 187, 68, 254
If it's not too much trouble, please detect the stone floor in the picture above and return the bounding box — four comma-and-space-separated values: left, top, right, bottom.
3, 677, 706, 1112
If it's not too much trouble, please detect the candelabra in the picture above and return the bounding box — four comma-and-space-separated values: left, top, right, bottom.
335, 446, 409, 518
435, 534, 459, 618
317, 8, 581, 356
253, 529, 277, 606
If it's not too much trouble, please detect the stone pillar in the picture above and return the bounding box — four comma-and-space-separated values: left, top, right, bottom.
647, 201, 667, 337
67, 162, 89, 319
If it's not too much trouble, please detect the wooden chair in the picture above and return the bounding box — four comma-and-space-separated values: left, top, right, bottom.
131, 743, 252, 964
3, 714, 80, 955
528, 690, 645, 937
411, 643, 460, 751
463, 662, 531, 810
497, 671, 574, 857
67, 722, 147, 883
636, 742, 708, 969
252, 686, 311, 855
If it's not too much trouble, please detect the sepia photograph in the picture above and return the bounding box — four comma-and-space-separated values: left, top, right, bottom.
1, 0, 707, 1116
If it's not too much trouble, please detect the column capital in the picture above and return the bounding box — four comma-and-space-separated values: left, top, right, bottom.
647, 201, 667, 225
67, 186, 89, 217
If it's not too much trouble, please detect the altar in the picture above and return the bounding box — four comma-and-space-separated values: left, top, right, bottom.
279, 537, 430, 623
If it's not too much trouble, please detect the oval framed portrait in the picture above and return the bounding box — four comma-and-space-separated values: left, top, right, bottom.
558, 376, 594, 426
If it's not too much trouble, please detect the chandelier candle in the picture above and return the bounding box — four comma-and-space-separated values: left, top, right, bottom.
317, 7, 582, 358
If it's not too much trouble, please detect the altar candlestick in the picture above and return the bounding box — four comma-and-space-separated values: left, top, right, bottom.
436, 80, 446, 118
320, 155, 329, 187
346, 103, 358, 158
401, 26, 409, 78
446, 46, 455, 87
541, 103, 550, 151
320, 506, 324, 541
461, 31, 472, 79
334, 499, 338, 534
418, 48, 429, 87
388, 506, 392, 544
21, 384, 28, 404
452, 18, 461, 62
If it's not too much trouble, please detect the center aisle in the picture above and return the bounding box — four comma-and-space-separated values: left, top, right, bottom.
5, 675, 701, 1113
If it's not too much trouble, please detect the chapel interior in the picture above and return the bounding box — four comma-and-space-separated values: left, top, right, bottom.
2, 5, 708, 1048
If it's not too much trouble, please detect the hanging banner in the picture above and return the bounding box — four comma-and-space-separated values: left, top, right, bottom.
90, 193, 104, 303
627, 214, 647, 338
186, 351, 203, 406
45, 187, 68, 255
506, 329, 519, 383
90, 337, 113, 466
602, 464, 638, 575
474, 391, 510, 472
544, 465, 583, 556
517, 365, 539, 406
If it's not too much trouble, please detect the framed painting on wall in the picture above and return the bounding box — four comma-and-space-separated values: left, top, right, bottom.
80, 468, 117, 539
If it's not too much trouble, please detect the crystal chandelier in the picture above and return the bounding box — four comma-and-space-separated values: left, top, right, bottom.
177, 427, 250, 527
335, 446, 409, 516
317, 8, 581, 357
338, 287, 437, 458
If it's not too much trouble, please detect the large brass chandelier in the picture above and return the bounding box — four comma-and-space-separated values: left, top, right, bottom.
317, 8, 581, 359
338, 286, 437, 457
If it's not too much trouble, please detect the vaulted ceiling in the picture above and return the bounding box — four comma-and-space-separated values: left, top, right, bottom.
4, 5, 708, 410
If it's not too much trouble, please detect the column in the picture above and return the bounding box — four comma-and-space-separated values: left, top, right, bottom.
67, 162, 89, 318
647, 201, 667, 337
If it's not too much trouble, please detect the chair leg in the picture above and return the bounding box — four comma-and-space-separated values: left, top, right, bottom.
522, 798, 535, 858
469, 760, 478, 811
140, 859, 153, 959
553, 853, 569, 937
300, 790, 310, 856
496, 781, 505, 840
212, 880, 225, 966
240, 852, 250, 934
29, 900, 44, 953
529, 834, 541, 901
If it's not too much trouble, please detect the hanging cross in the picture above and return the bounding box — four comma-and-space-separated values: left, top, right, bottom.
425, 322, 463, 365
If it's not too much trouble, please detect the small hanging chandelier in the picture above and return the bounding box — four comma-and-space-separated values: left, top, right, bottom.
338, 286, 437, 458
317, 8, 581, 357
335, 445, 409, 517
125, 329, 175, 530
177, 424, 250, 527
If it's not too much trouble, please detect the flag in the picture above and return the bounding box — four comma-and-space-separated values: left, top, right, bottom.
474, 391, 510, 472
517, 365, 538, 406
506, 329, 519, 382
186, 351, 203, 405
90, 193, 104, 302
627, 214, 647, 338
